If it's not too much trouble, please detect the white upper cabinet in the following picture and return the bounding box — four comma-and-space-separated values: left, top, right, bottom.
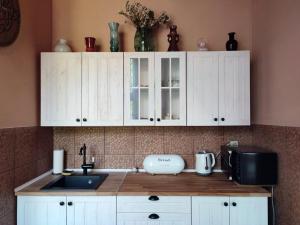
41, 53, 82, 126
41, 51, 249, 127
41, 52, 124, 127
155, 52, 186, 126
187, 51, 250, 126
124, 52, 186, 126
82, 53, 124, 126
219, 52, 250, 126
124, 52, 155, 126
187, 52, 219, 126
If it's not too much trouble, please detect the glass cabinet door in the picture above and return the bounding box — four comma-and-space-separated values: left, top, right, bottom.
124, 53, 155, 125
155, 52, 186, 126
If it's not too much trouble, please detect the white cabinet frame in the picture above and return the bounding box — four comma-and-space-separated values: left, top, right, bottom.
187, 51, 250, 126
82, 52, 124, 126
155, 52, 186, 126
41, 53, 82, 126
124, 52, 155, 126
187, 52, 219, 126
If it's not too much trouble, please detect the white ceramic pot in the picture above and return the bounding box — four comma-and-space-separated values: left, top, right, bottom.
54, 39, 72, 52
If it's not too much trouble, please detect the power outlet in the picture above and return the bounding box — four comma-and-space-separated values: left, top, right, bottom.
227, 141, 239, 147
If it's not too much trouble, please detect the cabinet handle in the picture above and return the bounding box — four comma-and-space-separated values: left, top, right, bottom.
68, 202, 73, 206
224, 202, 228, 207
221, 118, 225, 122
150, 118, 154, 122
76, 118, 80, 122
148, 196, 159, 201
148, 214, 159, 219
59, 201, 65, 206
157, 118, 161, 122
83, 118, 87, 122
214, 118, 218, 122
232, 202, 237, 207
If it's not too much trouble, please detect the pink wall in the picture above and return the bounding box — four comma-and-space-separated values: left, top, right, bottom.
1, 0, 299, 128
252, 0, 300, 127
52, 0, 252, 52
0, 0, 52, 128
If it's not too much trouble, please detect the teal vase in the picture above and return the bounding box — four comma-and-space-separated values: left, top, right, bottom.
134, 27, 154, 52
108, 22, 119, 52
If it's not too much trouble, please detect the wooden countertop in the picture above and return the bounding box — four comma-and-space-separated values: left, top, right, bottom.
15, 172, 126, 196
117, 173, 271, 197
15, 172, 271, 197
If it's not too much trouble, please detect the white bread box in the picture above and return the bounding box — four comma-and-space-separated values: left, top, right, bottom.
143, 154, 185, 175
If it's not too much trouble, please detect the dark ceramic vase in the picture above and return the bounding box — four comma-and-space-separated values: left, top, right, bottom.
226, 32, 238, 51
167, 25, 179, 51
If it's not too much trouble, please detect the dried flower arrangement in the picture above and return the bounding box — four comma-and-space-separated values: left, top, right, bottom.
119, 1, 170, 29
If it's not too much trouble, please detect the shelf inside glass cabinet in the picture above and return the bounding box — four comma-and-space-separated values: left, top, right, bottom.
129, 57, 150, 121
160, 57, 181, 121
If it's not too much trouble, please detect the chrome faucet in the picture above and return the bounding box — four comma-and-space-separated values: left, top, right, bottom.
79, 144, 95, 175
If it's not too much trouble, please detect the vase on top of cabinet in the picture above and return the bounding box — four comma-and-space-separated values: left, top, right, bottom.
226, 32, 238, 51
124, 52, 186, 126
108, 22, 120, 52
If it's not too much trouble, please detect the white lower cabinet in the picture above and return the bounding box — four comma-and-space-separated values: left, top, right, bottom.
17, 196, 66, 225
66, 196, 116, 225
229, 197, 268, 225
18, 195, 267, 225
117, 213, 190, 225
117, 196, 191, 225
192, 196, 229, 225
192, 196, 268, 225
17, 196, 116, 225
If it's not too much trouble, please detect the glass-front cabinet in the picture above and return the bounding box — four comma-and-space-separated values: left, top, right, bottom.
124, 52, 186, 126
155, 52, 186, 126
124, 52, 155, 125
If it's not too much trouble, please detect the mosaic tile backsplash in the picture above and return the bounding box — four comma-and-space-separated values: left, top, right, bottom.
252, 125, 300, 225
54, 126, 253, 169
0, 127, 53, 225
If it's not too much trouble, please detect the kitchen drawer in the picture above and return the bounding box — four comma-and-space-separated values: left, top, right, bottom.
117, 212, 191, 225
117, 196, 191, 213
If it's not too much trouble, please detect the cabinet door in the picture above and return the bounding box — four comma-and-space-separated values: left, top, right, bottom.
82, 53, 124, 126
219, 51, 250, 126
66, 196, 116, 225
117, 213, 191, 225
155, 52, 186, 126
124, 52, 155, 126
41, 53, 82, 126
229, 197, 268, 225
187, 52, 219, 126
17, 196, 66, 225
192, 196, 229, 225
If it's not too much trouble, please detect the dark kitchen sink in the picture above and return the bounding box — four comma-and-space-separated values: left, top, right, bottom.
41, 174, 108, 190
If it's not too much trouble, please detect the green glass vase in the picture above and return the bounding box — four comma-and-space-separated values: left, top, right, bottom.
108, 22, 119, 52
134, 27, 154, 52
